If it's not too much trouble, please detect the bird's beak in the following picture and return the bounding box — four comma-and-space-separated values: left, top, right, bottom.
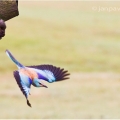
42, 84, 48, 88
39, 82, 48, 88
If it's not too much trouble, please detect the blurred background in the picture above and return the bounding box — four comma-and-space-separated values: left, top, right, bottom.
0, 1, 120, 118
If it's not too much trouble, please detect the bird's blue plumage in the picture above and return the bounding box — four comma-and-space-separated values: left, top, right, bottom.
6, 49, 70, 107
19, 72, 32, 88
27, 65, 69, 83
14, 71, 31, 107
29, 68, 55, 83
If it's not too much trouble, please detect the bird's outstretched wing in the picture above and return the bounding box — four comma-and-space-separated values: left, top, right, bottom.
27, 64, 70, 83
13, 71, 32, 107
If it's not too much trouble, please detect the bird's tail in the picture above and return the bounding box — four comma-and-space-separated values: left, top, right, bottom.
5, 49, 24, 68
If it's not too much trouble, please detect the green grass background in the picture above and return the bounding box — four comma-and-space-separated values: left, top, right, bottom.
0, 1, 120, 118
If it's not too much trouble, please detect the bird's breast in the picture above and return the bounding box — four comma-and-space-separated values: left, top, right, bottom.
20, 68, 38, 80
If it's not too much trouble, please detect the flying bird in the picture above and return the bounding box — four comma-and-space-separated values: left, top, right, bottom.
5, 49, 70, 107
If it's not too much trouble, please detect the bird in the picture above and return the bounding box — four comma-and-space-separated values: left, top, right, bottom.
5, 49, 70, 107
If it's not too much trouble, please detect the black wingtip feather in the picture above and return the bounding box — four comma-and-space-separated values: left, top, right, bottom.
27, 64, 70, 82
27, 99, 32, 107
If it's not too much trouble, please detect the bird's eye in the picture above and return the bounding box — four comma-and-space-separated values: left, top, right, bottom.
39, 82, 42, 85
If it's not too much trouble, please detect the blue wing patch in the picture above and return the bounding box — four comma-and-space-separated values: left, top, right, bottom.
27, 64, 70, 82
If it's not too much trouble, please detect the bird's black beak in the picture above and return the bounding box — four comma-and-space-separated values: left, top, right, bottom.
43, 84, 48, 88
39, 82, 48, 88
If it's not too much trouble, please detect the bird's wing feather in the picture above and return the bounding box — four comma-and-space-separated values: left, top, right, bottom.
27, 64, 70, 83
13, 71, 32, 107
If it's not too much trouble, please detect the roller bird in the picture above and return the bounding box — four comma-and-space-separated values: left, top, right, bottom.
5, 50, 70, 107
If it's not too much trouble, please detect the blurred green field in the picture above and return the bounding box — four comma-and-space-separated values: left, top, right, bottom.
0, 1, 120, 119
0, 72, 120, 119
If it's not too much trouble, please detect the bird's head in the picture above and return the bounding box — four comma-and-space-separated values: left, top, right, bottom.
32, 78, 48, 88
